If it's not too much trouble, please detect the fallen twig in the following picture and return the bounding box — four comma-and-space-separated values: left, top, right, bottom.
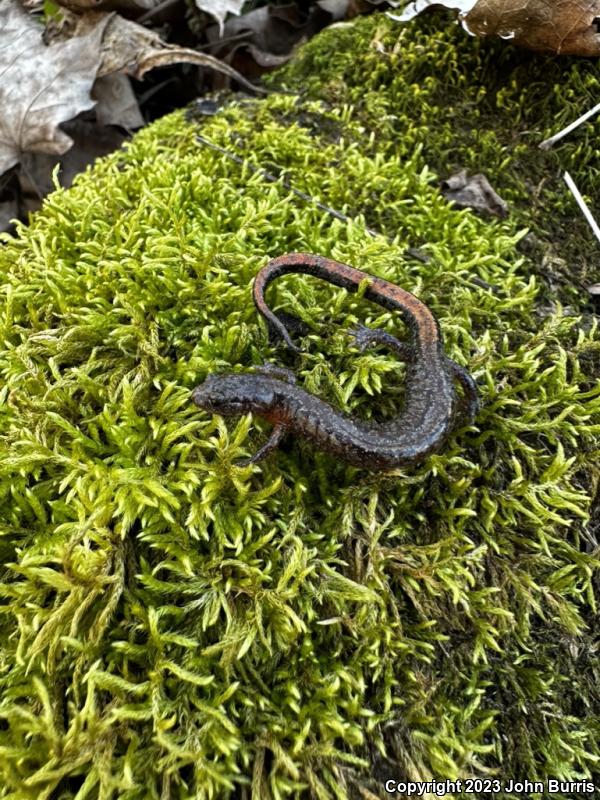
563, 171, 600, 246
194, 133, 504, 292
539, 100, 600, 150
195, 133, 379, 236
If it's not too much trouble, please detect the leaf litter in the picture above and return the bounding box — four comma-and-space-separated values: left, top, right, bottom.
2, 0, 600, 234
0, 0, 267, 229
0, 2, 108, 177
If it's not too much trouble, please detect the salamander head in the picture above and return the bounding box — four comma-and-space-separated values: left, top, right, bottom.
192, 373, 276, 416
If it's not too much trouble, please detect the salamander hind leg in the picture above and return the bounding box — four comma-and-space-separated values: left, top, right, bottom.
348, 324, 414, 362
237, 424, 287, 466
262, 310, 305, 353
448, 360, 480, 423
268, 310, 311, 347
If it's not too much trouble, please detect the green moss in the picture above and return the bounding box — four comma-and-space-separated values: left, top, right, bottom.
275, 12, 600, 295
0, 13, 599, 800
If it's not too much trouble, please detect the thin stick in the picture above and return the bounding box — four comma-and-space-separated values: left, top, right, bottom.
539, 100, 600, 150
194, 133, 499, 288
564, 171, 600, 246
138, 0, 181, 24
196, 33, 251, 51
195, 133, 380, 237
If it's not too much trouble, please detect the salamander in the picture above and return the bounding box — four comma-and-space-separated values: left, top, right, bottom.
192, 253, 479, 469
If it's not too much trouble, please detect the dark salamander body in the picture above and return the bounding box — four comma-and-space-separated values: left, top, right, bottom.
192, 253, 479, 469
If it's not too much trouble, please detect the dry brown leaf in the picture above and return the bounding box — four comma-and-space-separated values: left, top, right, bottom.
465, 0, 600, 55
52, 9, 264, 86
390, 0, 600, 55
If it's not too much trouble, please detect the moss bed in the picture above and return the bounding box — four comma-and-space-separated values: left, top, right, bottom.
1, 12, 600, 800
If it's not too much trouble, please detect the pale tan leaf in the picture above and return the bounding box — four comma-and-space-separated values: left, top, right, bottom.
441, 169, 508, 218
0, 0, 261, 178
0, 1, 108, 175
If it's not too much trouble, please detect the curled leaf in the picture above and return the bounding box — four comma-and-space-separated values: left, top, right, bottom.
58, 9, 263, 87
206, 2, 332, 72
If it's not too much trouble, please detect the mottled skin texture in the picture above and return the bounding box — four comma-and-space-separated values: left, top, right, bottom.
192, 253, 479, 469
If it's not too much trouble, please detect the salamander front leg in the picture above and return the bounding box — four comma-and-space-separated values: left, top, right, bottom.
348, 324, 415, 362
448, 360, 480, 422
237, 424, 287, 466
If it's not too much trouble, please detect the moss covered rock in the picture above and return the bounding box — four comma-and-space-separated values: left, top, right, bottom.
1, 12, 599, 800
